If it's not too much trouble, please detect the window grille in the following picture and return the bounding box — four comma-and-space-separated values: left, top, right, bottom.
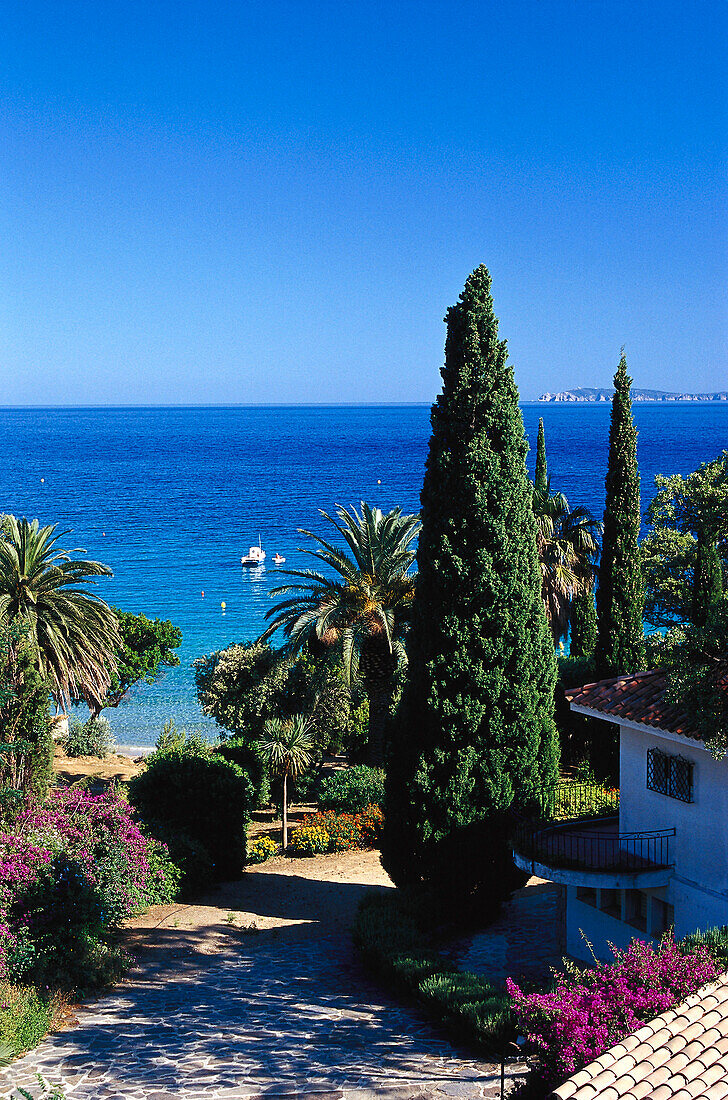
647, 748, 694, 803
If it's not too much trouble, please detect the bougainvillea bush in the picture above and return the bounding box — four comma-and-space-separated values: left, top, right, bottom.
0, 788, 179, 990
289, 805, 383, 855
508, 933, 719, 1086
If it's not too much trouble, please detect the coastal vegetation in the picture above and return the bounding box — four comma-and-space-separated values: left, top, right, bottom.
261, 502, 420, 764
532, 427, 601, 643
382, 264, 559, 918
128, 730, 256, 892
0, 517, 121, 713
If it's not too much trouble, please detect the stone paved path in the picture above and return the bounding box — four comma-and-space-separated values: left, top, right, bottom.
447, 881, 565, 986
0, 852, 528, 1100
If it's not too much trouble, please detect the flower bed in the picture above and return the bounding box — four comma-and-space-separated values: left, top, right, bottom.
508, 933, 720, 1085
289, 804, 383, 855
247, 836, 278, 864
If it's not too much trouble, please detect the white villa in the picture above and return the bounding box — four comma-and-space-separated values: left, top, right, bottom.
513, 669, 728, 964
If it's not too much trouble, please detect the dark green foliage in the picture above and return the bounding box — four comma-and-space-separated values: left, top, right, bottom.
129, 745, 255, 888
383, 265, 559, 912
64, 714, 114, 758
0, 621, 54, 805
103, 608, 182, 711
535, 417, 548, 495
642, 452, 728, 629
261, 502, 420, 764
569, 587, 597, 662
692, 536, 724, 627
318, 765, 385, 812
213, 737, 270, 807
663, 595, 728, 755
352, 891, 513, 1053
596, 353, 645, 676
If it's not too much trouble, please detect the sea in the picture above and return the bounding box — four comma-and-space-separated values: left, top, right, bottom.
1, 403, 726, 751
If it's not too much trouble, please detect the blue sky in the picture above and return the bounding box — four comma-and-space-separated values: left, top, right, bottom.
1, 1, 725, 404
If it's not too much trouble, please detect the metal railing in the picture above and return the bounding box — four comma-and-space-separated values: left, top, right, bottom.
512, 782, 675, 873
537, 781, 619, 821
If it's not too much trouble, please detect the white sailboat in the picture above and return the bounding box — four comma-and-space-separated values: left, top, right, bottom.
241, 536, 266, 566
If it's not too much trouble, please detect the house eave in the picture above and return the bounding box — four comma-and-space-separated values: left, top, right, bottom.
569, 704, 712, 753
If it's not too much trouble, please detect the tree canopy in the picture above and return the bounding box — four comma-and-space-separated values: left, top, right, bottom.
260, 502, 420, 763
99, 608, 182, 713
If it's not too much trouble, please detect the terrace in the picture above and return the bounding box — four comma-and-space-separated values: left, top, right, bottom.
512, 782, 675, 889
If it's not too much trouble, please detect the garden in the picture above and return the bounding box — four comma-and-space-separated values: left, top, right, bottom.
0, 268, 726, 1096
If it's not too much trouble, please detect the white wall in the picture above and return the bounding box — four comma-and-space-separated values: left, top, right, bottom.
566, 891, 643, 963
619, 724, 728, 933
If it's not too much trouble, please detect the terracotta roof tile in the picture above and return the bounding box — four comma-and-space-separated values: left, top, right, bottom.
551, 974, 728, 1099
565, 666, 728, 740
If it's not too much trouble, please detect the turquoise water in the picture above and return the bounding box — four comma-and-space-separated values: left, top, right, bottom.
1, 403, 726, 748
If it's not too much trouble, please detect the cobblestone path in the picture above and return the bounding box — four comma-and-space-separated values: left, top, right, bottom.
0, 854, 527, 1100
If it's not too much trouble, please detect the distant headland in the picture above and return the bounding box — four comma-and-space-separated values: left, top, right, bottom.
538, 387, 728, 403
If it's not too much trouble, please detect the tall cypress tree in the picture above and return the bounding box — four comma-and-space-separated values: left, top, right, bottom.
595, 352, 645, 676
570, 586, 598, 663
535, 417, 548, 495
382, 266, 559, 911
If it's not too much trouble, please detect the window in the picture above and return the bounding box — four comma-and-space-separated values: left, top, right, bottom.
647, 748, 694, 803
576, 887, 596, 907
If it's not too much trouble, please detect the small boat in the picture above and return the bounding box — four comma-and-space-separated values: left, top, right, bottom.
241, 536, 266, 566
273, 553, 286, 565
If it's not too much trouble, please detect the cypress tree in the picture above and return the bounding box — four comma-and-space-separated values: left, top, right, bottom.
693, 535, 724, 627
382, 266, 559, 914
595, 352, 645, 676
535, 417, 548, 495
569, 586, 598, 663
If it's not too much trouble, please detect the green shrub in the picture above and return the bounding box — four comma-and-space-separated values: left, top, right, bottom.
213, 738, 270, 807
319, 765, 385, 813
64, 715, 115, 759
10, 856, 127, 993
353, 891, 512, 1054
145, 822, 215, 897
128, 750, 255, 885
0, 981, 67, 1056
681, 925, 728, 968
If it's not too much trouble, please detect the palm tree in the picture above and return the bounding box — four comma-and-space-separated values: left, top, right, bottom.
257, 715, 315, 849
0, 516, 121, 711
533, 484, 601, 643
260, 502, 421, 764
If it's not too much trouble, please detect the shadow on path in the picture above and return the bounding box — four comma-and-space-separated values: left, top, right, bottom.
0, 853, 520, 1099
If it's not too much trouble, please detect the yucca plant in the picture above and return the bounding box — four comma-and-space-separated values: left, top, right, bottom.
0, 516, 121, 711
257, 715, 315, 849
261, 503, 421, 763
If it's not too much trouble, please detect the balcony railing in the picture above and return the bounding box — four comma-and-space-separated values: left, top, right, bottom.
536, 781, 619, 821
513, 782, 675, 874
